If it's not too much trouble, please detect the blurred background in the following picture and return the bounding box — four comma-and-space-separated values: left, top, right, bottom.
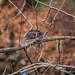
0, 0, 75, 75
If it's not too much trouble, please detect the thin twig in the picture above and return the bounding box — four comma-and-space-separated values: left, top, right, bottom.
35, 0, 75, 19
42, 67, 50, 75
8, 0, 33, 29
8, 63, 37, 75
19, 14, 22, 45
0, 0, 26, 27
8, 62, 75, 75
2, 66, 7, 75
52, 0, 66, 23
60, 70, 74, 75
24, 48, 33, 64
24, 48, 39, 75
38, 45, 44, 62
57, 40, 61, 64
44, 0, 53, 21
45, 0, 66, 35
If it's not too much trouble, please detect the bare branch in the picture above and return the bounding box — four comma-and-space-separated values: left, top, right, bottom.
2, 66, 7, 75
0, 0, 26, 27
45, 0, 66, 35
35, 0, 75, 19
52, 0, 66, 23
8, 62, 75, 75
0, 36, 75, 53
8, 0, 33, 29
43, 0, 53, 21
